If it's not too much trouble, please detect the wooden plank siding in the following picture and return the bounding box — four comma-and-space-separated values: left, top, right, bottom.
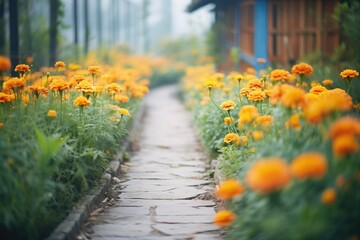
267, 0, 340, 66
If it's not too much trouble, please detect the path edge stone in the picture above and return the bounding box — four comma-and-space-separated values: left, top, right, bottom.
46, 101, 147, 240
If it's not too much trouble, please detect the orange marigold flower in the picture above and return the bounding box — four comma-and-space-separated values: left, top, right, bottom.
328, 116, 360, 139
115, 94, 130, 103
0, 122, 4, 128
3, 77, 26, 91
73, 95, 91, 107
245, 157, 291, 194
28, 86, 49, 97
0, 56, 11, 71
309, 85, 327, 95
72, 75, 86, 84
47, 109, 57, 118
248, 79, 263, 90
220, 100, 236, 111
270, 69, 291, 82
291, 63, 313, 76
0, 92, 13, 102
14, 64, 30, 73
333, 134, 359, 157
236, 135, 248, 146
106, 83, 123, 94
285, 113, 301, 130
321, 188, 336, 205
239, 87, 250, 96
290, 152, 327, 180
224, 117, 233, 125
88, 65, 101, 75
280, 86, 306, 109
49, 78, 70, 92
54, 61, 66, 68
319, 88, 353, 111
238, 105, 259, 126
248, 90, 266, 102
216, 179, 244, 200
213, 210, 236, 227
252, 131, 263, 141
224, 133, 239, 144
322, 79, 333, 86
254, 115, 274, 128
340, 69, 359, 80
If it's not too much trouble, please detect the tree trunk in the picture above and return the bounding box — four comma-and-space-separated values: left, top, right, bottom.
96, 0, 102, 48
49, 0, 58, 65
0, 0, 6, 55
84, 0, 89, 54
24, 0, 32, 58
73, 0, 78, 45
8, 0, 19, 75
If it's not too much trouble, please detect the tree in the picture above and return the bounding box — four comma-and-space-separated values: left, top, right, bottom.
8, 0, 19, 75
49, 0, 58, 65
73, 0, 78, 45
0, 0, 5, 55
84, 0, 89, 54
96, 0, 102, 48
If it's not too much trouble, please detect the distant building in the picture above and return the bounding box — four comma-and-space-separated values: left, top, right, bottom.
187, 0, 340, 72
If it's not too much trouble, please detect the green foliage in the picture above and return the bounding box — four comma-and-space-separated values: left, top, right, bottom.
333, 1, 360, 64
149, 67, 184, 89
0, 93, 138, 239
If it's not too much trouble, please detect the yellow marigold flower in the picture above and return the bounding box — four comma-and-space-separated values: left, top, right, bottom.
88, 65, 101, 75
115, 94, 130, 103
220, 100, 236, 111
333, 134, 359, 157
254, 115, 273, 128
270, 69, 291, 82
321, 188, 336, 205
0, 92, 14, 102
224, 117, 233, 125
236, 135, 248, 146
309, 85, 327, 95
224, 133, 239, 144
47, 110, 57, 118
328, 116, 360, 139
0, 122, 4, 128
322, 79, 333, 86
291, 63, 313, 76
252, 131, 263, 141
280, 86, 306, 109
204, 78, 216, 88
245, 157, 291, 194
49, 78, 70, 92
68, 63, 81, 71
73, 95, 91, 107
290, 152, 327, 180
22, 94, 29, 104
340, 69, 359, 80
285, 114, 301, 130
119, 108, 129, 115
14, 64, 30, 73
248, 90, 266, 102
54, 61, 66, 69
213, 210, 236, 227
233, 74, 244, 82
0, 56, 11, 71
216, 179, 244, 200
75, 80, 94, 93
238, 105, 259, 125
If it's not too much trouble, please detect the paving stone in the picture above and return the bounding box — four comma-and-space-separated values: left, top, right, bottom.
152, 223, 220, 236
87, 86, 222, 239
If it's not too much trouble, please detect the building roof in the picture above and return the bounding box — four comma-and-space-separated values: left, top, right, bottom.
186, 0, 214, 13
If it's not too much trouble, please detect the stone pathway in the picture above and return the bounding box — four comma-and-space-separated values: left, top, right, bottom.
85, 85, 222, 240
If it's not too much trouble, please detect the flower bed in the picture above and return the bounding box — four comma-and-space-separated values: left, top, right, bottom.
182, 64, 360, 239
0, 54, 151, 239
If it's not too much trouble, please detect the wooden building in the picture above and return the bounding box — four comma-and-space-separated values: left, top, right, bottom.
187, 0, 340, 72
